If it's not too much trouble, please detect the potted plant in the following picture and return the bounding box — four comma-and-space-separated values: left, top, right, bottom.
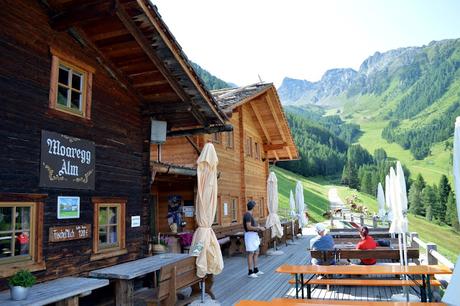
8, 269, 36, 301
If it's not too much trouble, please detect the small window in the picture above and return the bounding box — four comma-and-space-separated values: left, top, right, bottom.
231, 198, 238, 222
226, 131, 234, 149
211, 133, 221, 144
49, 48, 94, 119
0, 197, 44, 277
255, 143, 260, 160
259, 197, 264, 218
92, 198, 126, 259
246, 137, 253, 157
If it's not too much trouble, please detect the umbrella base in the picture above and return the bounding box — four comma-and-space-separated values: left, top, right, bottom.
266, 249, 284, 256
189, 294, 220, 305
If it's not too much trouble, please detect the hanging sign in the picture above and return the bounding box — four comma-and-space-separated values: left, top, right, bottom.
49, 224, 91, 242
40, 130, 95, 190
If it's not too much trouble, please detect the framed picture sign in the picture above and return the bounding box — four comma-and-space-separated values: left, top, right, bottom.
57, 196, 80, 219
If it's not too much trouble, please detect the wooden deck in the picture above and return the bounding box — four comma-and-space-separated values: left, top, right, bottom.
213, 235, 414, 306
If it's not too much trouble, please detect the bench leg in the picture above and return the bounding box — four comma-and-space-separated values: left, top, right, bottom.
56, 296, 79, 306
115, 279, 134, 306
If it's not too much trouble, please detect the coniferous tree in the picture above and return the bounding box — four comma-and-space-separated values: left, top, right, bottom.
446, 191, 460, 231
422, 186, 436, 221
408, 184, 424, 215
438, 175, 451, 223
361, 172, 373, 195
374, 148, 387, 163
431, 185, 442, 222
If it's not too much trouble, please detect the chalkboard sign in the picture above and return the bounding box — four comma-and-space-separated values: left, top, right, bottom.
40, 130, 95, 190
49, 224, 91, 242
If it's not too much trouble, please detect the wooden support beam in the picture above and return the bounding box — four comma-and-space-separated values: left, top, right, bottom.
273, 151, 279, 161
249, 102, 271, 143
286, 147, 293, 160
142, 102, 191, 115
135, 0, 225, 124
167, 124, 233, 137
115, 5, 189, 102
51, 1, 116, 31
266, 93, 286, 142
263, 143, 287, 151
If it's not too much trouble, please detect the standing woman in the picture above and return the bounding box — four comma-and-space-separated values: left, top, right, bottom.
243, 200, 265, 278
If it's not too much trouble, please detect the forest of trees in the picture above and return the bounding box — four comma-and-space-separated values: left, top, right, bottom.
277, 112, 348, 176
190, 62, 230, 90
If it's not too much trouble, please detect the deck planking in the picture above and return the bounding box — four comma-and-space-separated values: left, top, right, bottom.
213, 235, 419, 306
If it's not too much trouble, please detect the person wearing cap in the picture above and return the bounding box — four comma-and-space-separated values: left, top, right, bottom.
243, 200, 265, 278
355, 226, 377, 265
310, 223, 335, 265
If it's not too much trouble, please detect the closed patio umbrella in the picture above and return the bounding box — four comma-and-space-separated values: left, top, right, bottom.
377, 182, 386, 220
453, 117, 460, 226
289, 190, 296, 219
295, 181, 308, 229
190, 143, 223, 278
265, 172, 283, 239
385, 174, 392, 223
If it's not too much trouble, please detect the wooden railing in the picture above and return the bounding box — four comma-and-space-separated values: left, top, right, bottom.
410, 232, 455, 270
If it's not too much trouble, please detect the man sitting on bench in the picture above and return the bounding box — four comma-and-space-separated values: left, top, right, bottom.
355, 226, 378, 265
310, 223, 335, 265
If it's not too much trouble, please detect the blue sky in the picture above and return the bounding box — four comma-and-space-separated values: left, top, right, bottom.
154, 0, 460, 86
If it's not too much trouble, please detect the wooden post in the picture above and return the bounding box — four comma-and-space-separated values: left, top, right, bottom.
372, 216, 378, 228
330, 216, 334, 228
360, 215, 364, 226
350, 214, 354, 222
409, 232, 419, 248
56, 297, 79, 306
115, 279, 134, 306
426, 243, 438, 265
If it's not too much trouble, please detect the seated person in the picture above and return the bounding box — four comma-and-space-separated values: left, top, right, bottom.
356, 226, 378, 265
310, 223, 335, 265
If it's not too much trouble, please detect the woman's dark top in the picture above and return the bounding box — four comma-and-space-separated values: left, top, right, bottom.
243, 212, 257, 232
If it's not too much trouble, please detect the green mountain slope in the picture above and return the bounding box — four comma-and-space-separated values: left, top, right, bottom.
190, 61, 231, 90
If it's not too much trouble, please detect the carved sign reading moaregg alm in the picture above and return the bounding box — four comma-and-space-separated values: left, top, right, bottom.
40, 130, 95, 190
49, 224, 91, 242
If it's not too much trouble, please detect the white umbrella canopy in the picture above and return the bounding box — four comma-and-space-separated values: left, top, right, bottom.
190, 143, 223, 278
385, 175, 393, 222
389, 167, 403, 234
289, 190, 296, 219
377, 182, 386, 219
453, 117, 460, 224
396, 161, 409, 233
295, 181, 308, 227
266, 172, 283, 239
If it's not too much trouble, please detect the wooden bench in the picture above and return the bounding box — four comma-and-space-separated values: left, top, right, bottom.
310, 248, 419, 262
135, 256, 214, 306
0, 277, 109, 306
213, 223, 245, 257
331, 232, 393, 239
288, 278, 442, 287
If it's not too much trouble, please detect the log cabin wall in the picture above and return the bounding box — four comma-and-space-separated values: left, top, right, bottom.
239, 104, 269, 220
0, 1, 150, 285
202, 112, 242, 226
151, 136, 199, 167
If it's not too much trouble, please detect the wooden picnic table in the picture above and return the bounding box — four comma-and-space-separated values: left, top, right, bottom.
89, 253, 189, 306
0, 277, 109, 306
331, 231, 392, 238
276, 264, 452, 302
236, 299, 446, 306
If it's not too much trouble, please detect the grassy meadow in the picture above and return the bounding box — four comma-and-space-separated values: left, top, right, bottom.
273, 166, 460, 262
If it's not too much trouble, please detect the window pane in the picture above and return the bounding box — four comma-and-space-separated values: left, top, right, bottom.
99, 207, 107, 225
57, 85, 68, 106
0, 235, 12, 259
99, 227, 107, 245
15, 207, 30, 230
108, 207, 118, 225
71, 72, 82, 91
70, 90, 81, 110
108, 226, 118, 245
58, 66, 69, 85
0, 207, 13, 231
14, 232, 30, 256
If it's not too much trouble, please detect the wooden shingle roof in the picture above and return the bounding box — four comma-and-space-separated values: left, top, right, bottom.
213, 83, 299, 162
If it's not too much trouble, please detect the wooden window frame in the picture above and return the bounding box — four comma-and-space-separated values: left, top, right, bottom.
91, 197, 127, 261
0, 194, 45, 278
246, 137, 253, 157
255, 142, 260, 160
231, 198, 238, 223
211, 133, 221, 144
226, 131, 234, 149
259, 197, 265, 218
49, 47, 94, 120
